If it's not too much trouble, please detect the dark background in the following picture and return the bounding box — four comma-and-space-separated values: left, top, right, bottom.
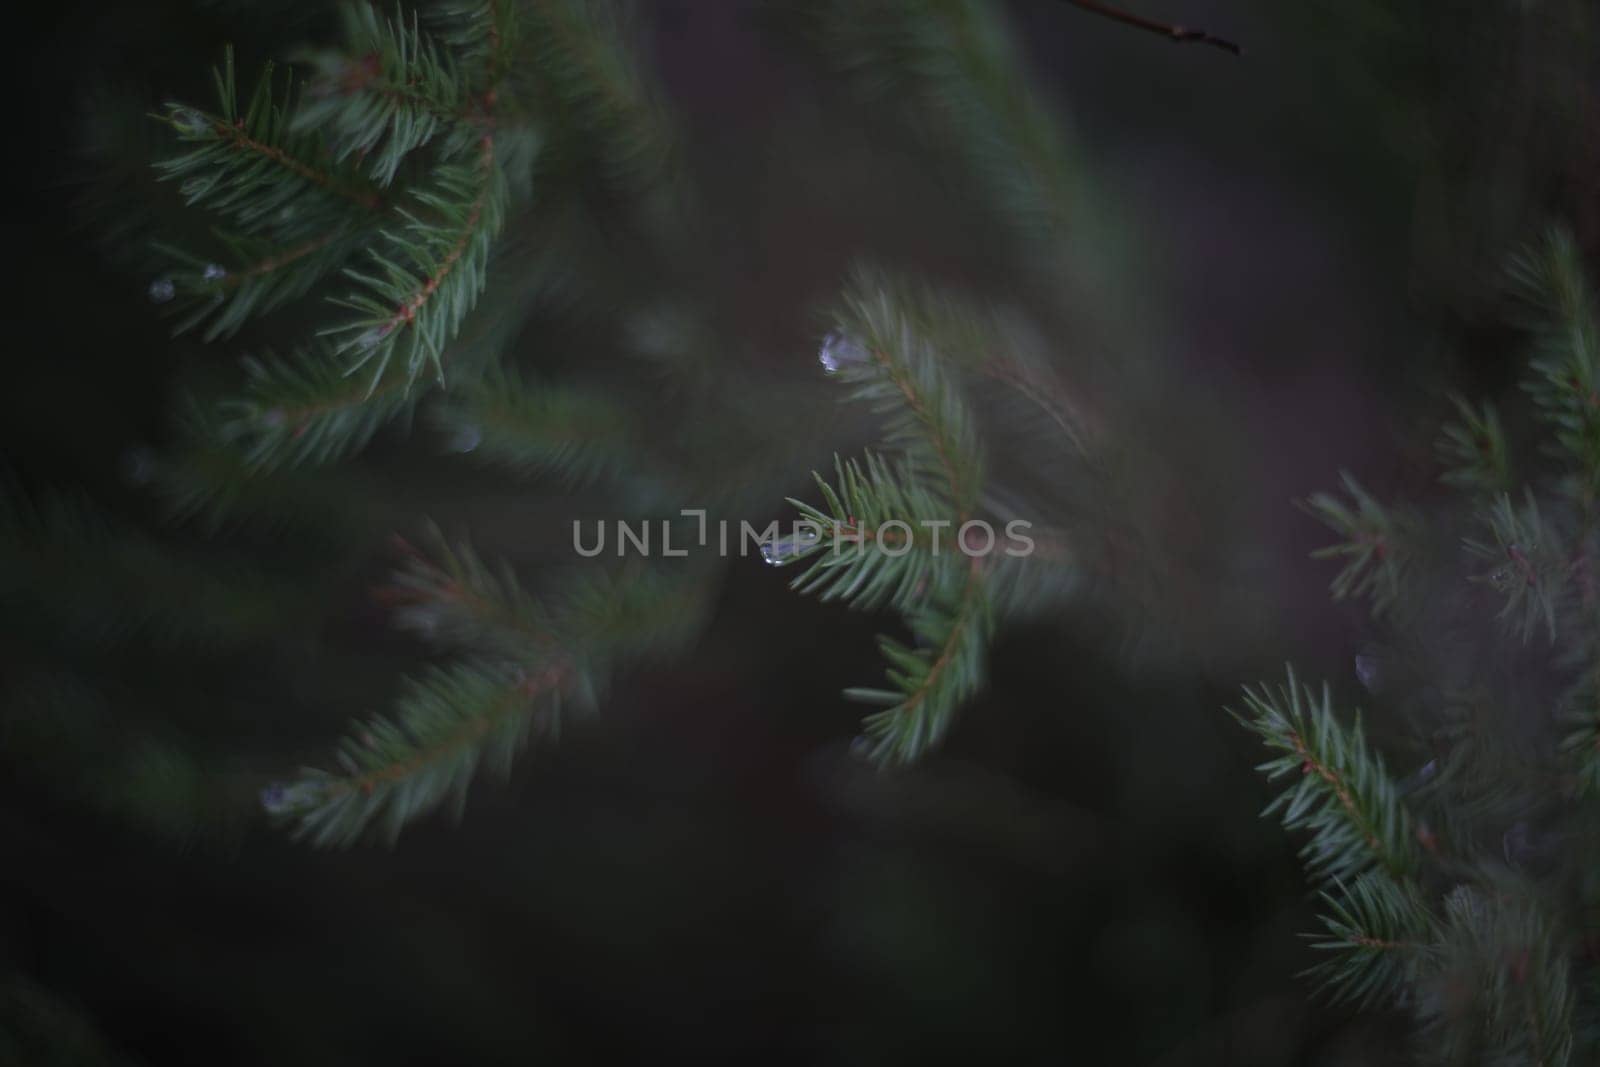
4, 1, 1596, 1063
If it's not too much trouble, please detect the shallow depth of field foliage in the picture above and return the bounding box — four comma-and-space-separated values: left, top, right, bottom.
4, 1, 1599, 1063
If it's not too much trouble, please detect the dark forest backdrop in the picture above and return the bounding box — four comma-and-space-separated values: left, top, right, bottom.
4, 1, 1597, 1063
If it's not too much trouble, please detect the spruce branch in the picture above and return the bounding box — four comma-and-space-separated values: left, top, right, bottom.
1558, 664, 1600, 798
829, 269, 985, 517
155, 229, 361, 341
976, 349, 1089, 458
876, 276, 1093, 457
431, 0, 522, 91
155, 47, 382, 220
519, 0, 680, 194
136, 432, 370, 537
1303, 472, 1414, 616
380, 524, 555, 658
1424, 888, 1576, 1067
271, 532, 708, 845
766, 270, 1083, 766
848, 558, 991, 767
271, 659, 569, 847
1243, 229, 1600, 1057
327, 138, 508, 392
1509, 227, 1600, 501
293, 3, 481, 186
217, 346, 417, 470
426, 363, 632, 484
781, 453, 968, 613
1233, 668, 1418, 884
1464, 490, 1568, 644
798, 0, 1082, 241
1438, 393, 1512, 496
1306, 872, 1434, 1008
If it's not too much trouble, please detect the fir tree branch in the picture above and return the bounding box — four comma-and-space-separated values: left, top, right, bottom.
1559, 664, 1600, 797
1303, 472, 1414, 616
157, 229, 362, 342
156, 48, 383, 217
294, 3, 483, 186
782, 453, 968, 613
1509, 227, 1600, 502
519, 0, 680, 193
216, 347, 417, 470
131, 396, 372, 533
268, 534, 712, 844
797, 0, 1083, 242
388, 148, 497, 325
1438, 393, 1512, 496
1306, 872, 1434, 1008
769, 270, 1078, 766
849, 556, 991, 766
1242, 229, 1600, 1063
328, 136, 507, 391
1464, 490, 1566, 644
828, 268, 985, 516
1429, 888, 1576, 1066
379, 524, 557, 658
426, 363, 632, 484
977, 352, 1088, 457
271, 659, 569, 847
206, 116, 385, 210
433, 0, 521, 92
1233, 667, 1419, 884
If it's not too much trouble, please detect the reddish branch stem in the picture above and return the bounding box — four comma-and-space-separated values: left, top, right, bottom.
1292, 733, 1390, 864
380, 137, 495, 335
216, 119, 383, 209
894, 559, 984, 721
870, 346, 971, 519
340, 664, 568, 795
225, 232, 342, 288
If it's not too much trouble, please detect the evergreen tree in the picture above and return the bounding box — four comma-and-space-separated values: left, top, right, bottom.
9, 0, 1599, 1062
1235, 229, 1600, 1064
73, 0, 1246, 844
121, 0, 1092, 843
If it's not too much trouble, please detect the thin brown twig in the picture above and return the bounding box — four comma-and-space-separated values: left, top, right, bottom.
1066, 0, 1243, 57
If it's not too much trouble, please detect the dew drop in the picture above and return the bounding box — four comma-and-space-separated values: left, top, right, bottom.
259, 782, 290, 815
818, 331, 868, 374
1401, 757, 1439, 795
148, 277, 175, 304
119, 446, 157, 488
261, 780, 324, 815
449, 424, 483, 453
202, 263, 227, 282
760, 526, 820, 565
1484, 564, 1517, 593
405, 606, 440, 639
173, 108, 208, 134
1355, 649, 1383, 693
